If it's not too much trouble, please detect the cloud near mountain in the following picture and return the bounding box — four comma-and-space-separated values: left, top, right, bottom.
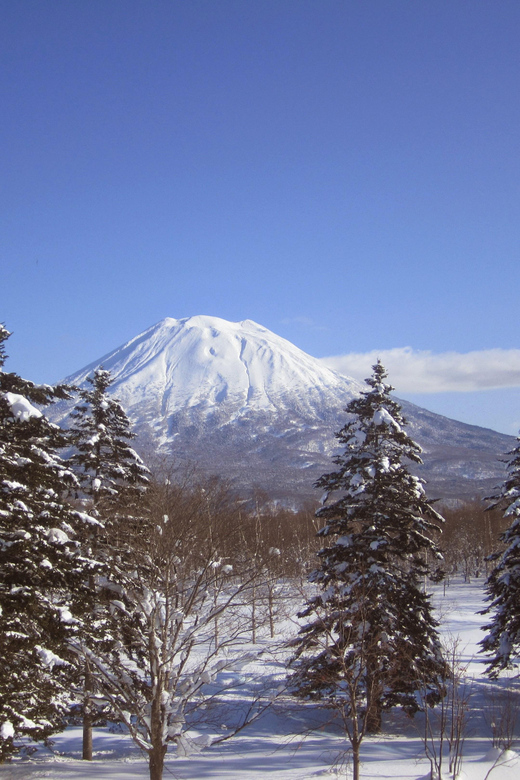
320, 347, 520, 393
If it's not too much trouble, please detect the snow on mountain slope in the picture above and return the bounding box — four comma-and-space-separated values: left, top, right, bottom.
51, 316, 514, 505
58, 315, 362, 426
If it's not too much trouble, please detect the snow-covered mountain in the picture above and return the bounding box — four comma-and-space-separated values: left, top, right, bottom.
51, 316, 514, 505
58, 315, 362, 425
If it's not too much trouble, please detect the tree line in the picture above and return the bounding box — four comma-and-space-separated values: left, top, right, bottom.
1, 323, 520, 780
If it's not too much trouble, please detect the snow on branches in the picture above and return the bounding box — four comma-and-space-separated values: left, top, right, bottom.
481, 431, 520, 675
0, 325, 98, 759
288, 361, 445, 765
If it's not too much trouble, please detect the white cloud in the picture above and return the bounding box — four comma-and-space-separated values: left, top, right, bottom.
320, 347, 520, 393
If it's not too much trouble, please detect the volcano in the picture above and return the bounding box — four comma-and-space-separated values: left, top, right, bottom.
50, 315, 514, 506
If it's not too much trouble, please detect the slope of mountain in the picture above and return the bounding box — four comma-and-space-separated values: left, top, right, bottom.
50, 316, 514, 505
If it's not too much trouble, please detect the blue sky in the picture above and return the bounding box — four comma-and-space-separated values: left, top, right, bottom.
2, 1, 520, 434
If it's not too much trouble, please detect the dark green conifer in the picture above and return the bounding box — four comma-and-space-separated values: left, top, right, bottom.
0, 325, 97, 760
68, 367, 149, 759
69, 367, 149, 531
289, 362, 445, 735
481, 432, 520, 675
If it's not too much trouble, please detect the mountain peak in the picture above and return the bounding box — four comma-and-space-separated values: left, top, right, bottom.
157, 314, 264, 328
62, 315, 360, 421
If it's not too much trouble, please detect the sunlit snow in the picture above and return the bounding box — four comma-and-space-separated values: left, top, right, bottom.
3, 579, 519, 780
55, 315, 362, 423
2, 392, 42, 421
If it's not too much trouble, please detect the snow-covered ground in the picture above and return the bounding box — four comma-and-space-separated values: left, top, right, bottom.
2, 578, 519, 779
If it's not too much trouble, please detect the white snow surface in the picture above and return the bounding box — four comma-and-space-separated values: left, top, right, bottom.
0, 722, 14, 741
57, 316, 361, 421
4, 578, 520, 780
2, 393, 42, 422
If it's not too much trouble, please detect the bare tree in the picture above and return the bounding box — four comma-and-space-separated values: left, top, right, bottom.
418, 636, 472, 780
73, 476, 275, 780
441, 503, 506, 581
484, 683, 520, 752
288, 578, 391, 780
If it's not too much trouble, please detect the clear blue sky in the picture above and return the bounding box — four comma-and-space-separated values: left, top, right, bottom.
2, 1, 520, 434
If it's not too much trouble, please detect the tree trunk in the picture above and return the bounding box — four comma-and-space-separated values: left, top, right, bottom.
268, 585, 275, 638
251, 580, 257, 644
148, 744, 166, 780
82, 661, 93, 760
366, 701, 382, 733
149, 681, 167, 780
82, 711, 93, 761
352, 743, 360, 780
366, 666, 382, 733
82, 565, 98, 761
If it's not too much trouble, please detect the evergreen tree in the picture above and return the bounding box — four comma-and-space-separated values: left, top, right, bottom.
480, 433, 520, 675
69, 367, 149, 531
68, 367, 149, 759
288, 362, 445, 752
0, 325, 97, 760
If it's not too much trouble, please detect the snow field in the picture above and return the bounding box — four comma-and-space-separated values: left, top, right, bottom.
2, 578, 519, 779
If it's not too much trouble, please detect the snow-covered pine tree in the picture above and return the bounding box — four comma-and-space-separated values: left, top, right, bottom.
0, 325, 98, 760
69, 367, 149, 535
288, 361, 445, 749
480, 432, 520, 675
67, 367, 149, 759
